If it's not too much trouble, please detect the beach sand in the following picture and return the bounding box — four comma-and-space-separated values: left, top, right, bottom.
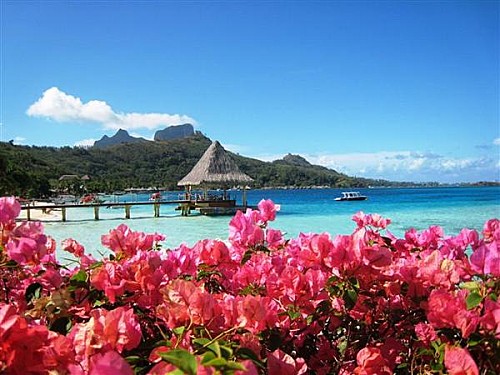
18, 202, 63, 222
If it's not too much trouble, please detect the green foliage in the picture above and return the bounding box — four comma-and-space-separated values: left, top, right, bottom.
0, 135, 393, 197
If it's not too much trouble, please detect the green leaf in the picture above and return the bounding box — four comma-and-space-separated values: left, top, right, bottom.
201, 351, 216, 364
241, 250, 253, 265
89, 261, 103, 269
70, 269, 88, 283
207, 341, 221, 358
92, 299, 106, 307
466, 291, 482, 310
25, 282, 43, 302
236, 347, 260, 362
172, 326, 186, 337
460, 281, 480, 291
4, 260, 19, 268
159, 349, 197, 375
201, 357, 227, 367
343, 288, 358, 310
193, 337, 211, 347
50, 316, 72, 335
219, 344, 233, 359
225, 361, 247, 371
166, 370, 184, 375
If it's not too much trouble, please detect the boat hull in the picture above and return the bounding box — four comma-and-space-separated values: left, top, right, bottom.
334, 196, 367, 201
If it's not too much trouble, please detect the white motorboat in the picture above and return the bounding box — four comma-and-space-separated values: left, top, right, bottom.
334, 191, 368, 201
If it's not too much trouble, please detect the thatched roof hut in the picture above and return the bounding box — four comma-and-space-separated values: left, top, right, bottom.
178, 141, 253, 188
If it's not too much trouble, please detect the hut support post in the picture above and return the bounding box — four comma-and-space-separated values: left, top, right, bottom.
62, 208, 66, 222
26, 208, 31, 221
94, 206, 100, 220
243, 187, 248, 207
125, 205, 131, 219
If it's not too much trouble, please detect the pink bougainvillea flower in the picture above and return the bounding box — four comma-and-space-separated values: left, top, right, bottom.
62, 238, 85, 257
444, 345, 479, 375
352, 212, 391, 229
236, 295, 278, 334
90, 261, 129, 303
148, 361, 179, 375
267, 349, 307, 375
480, 298, 500, 338
101, 224, 165, 258
470, 240, 500, 277
69, 306, 141, 371
235, 359, 259, 375
102, 307, 142, 352
257, 199, 280, 223
6, 221, 52, 265
88, 350, 133, 375
482, 218, 500, 243
196, 239, 232, 266
0, 196, 21, 225
426, 289, 461, 329
228, 210, 265, 249
266, 228, 284, 249
414, 322, 438, 345
354, 347, 392, 375
0, 303, 75, 373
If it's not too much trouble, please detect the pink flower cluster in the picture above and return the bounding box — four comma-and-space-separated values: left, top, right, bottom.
0, 196, 499, 374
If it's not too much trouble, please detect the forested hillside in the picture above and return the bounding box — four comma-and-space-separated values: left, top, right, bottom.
0, 134, 388, 197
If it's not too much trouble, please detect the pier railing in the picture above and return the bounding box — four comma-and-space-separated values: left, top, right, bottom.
20, 200, 190, 222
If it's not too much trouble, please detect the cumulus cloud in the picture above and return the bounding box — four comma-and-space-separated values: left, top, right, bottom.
12, 136, 26, 145
299, 151, 499, 183
494, 138, 500, 146
27, 87, 196, 130
74, 139, 96, 148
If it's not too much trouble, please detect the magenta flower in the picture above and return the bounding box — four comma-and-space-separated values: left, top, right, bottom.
257, 199, 280, 223
444, 345, 479, 375
6, 221, 52, 265
267, 349, 307, 375
88, 350, 133, 375
352, 211, 391, 229
0, 196, 21, 225
101, 224, 165, 259
470, 240, 500, 276
354, 347, 392, 375
62, 238, 85, 257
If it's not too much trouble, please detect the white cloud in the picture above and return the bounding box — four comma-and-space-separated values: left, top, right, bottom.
494, 137, 500, 146
13, 136, 26, 145
254, 150, 499, 183
27, 87, 196, 131
74, 139, 96, 148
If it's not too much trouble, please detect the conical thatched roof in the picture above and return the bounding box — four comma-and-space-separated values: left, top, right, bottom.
178, 141, 253, 187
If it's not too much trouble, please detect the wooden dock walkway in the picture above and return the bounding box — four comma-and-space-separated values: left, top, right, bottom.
20, 200, 190, 222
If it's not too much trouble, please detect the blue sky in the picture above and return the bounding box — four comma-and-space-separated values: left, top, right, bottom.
1, 1, 498, 183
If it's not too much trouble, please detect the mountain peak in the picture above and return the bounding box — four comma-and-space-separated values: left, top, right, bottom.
154, 123, 195, 141
93, 129, 145, 148
280, 153, 312, 167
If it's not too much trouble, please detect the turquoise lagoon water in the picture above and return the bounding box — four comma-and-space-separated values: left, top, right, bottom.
41, 187, 500, 260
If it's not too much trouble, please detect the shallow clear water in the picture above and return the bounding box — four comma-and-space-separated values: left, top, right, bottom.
41, 187, 500, 259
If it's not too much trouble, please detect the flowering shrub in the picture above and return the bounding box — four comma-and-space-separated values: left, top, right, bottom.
0, 196, 499, 374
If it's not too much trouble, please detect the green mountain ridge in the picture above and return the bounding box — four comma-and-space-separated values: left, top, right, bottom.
0, 134, 401, 197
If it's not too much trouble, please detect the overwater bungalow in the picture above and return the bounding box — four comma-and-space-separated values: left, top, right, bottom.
177, 141, 254, 215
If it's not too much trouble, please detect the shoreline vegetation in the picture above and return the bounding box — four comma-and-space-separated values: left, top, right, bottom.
2, 136, 498, 200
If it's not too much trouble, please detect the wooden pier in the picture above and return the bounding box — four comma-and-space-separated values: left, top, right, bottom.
19, 199, 254, 221
20, 200, 190, 222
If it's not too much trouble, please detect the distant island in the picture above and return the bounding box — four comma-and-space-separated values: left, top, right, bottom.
93, 123, 196, 148
0, 126, 498, 198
